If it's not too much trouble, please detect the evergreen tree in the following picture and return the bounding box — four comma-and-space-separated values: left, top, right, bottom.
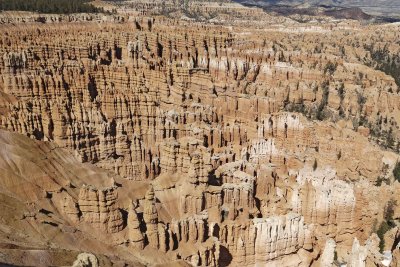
0, 0, 106, 14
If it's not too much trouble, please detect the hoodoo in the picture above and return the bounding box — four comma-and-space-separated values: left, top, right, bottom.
0, 0, 399, 266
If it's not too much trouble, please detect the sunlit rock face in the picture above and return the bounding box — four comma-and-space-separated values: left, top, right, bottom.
0, 1, 399, 266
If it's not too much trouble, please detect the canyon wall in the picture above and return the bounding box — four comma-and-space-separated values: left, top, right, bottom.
0, 2, 399, 266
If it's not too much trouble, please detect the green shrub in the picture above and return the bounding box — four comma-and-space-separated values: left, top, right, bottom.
377, 220, 391, 253
324, 61, 337, 75
376, 199, 397, 252
316, 81, 330, 121
338, 82, 345, 101
313, 159, 318, 171
385, 199, 396, 222
365, 45, 400, 88
393, 161, 400, 182
375, 176, 390, 186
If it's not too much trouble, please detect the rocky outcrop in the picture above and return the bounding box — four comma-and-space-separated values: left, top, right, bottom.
0, 2, 400, 267
128, 200, 145, 249
78, 185, 125, 233
320, 239, 336, 267
63, 195, 80, 223
347, 236, 388, 267
143, 186, 159, 248
216, 214, 314, 266
72, 253, 99, 267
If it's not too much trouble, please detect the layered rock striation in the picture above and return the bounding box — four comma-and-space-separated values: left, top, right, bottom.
0, 2, 400, 266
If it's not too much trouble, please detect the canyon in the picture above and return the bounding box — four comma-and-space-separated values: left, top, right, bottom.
0, 0, 399, 266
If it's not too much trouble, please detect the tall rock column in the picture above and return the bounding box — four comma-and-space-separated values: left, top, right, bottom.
320, 238, 336, 267
128, 200, 145, 249
144, 186, 159, 248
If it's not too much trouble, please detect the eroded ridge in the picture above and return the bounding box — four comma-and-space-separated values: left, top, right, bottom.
0, 2, 399, 266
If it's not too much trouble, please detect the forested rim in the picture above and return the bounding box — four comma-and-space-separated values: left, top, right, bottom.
0, 0, 108, 14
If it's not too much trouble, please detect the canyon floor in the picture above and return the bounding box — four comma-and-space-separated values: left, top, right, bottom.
0, 0, 400, 266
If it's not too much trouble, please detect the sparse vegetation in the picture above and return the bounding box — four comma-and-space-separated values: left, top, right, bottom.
385, 199, 396, 221
385, 128, 395, 149
376, 199, 397, 253
356, 91, 366, 108
393, 161, 400, 182
375, 176, 390, 186
0, 0, 106, 14
313, 159, 318, 171
337, 82, 345, 101
377, 220, 391, 253
375, 163, 390, 186
324, 61, 337, 76
365, 45, 400, 88
316, 81, 330, 121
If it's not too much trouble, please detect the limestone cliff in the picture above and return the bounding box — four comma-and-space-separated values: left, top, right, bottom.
0, 1, 399, 266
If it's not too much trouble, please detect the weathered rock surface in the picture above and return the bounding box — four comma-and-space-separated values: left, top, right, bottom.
72, 253, 99, 267
0, 1, 399, 266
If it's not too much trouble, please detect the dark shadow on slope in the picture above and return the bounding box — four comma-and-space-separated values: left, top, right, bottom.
218, 245, 233, 267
